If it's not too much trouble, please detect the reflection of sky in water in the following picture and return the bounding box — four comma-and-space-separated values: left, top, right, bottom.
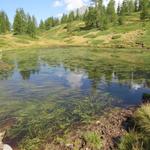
0, 57, 150, 107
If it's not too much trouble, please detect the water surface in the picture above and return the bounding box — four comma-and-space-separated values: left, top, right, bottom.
0, 48, 150, 106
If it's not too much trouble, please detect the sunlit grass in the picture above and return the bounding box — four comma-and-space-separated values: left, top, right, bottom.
83, 131, 103, 150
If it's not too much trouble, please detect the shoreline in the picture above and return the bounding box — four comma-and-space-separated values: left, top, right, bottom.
1, 44, 149, 54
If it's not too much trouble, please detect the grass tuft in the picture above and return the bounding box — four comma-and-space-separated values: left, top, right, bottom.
134, 104, 150, 136
84, 131, 103, 150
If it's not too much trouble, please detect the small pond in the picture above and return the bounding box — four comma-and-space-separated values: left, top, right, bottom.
0, 47, 150, 148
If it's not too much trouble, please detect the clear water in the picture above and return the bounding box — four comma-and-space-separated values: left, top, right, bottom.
0, 48, 150, 106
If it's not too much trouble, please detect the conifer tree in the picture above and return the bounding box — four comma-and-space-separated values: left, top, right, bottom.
26, 15, 37, 37
0, 11, 10, 34
140, 0, 150, 20
44, 17, 59, 30
107, 0, 116, 23
13, 8, 27, 34
68, 11, 75, 22
76, 9, 80, 20
44, 17, 53, 30
84, 7, 97, 28
96, 0, 108, 30
121, 0, 129, 15
138, 0, 142, 11
128, 0, 135, 14
117, 2, 124, 25
117, 3, 121, 15
61, 14, 68, 24
52, 18, 59, 27
39, 20, 45, 30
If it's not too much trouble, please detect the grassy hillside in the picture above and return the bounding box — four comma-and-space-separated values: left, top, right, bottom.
0, 12, 150, 50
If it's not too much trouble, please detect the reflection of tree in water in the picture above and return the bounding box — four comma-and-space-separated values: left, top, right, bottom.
20, 69, 39, 80
17, 52, 40, 80
87, 64, 150, 89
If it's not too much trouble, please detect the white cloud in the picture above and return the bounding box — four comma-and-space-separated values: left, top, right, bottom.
53, 0, 89, 11
53, 0, 123, 11
53, 0, 63, 7
67, 72, 87, 88
64, 0, 87, 11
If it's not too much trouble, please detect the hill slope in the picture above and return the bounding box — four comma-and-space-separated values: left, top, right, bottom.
0, 12, 150, 50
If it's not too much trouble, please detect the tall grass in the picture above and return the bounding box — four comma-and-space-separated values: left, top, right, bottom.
119, 104, 150, 150
134, 104, 150, 136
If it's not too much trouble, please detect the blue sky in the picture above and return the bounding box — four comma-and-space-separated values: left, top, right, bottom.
0, 0, 122, 23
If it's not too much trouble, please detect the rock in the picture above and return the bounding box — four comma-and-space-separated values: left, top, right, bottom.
3, 144, 13, 150
96, 121, 101, 125
0, 132, 13, 150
